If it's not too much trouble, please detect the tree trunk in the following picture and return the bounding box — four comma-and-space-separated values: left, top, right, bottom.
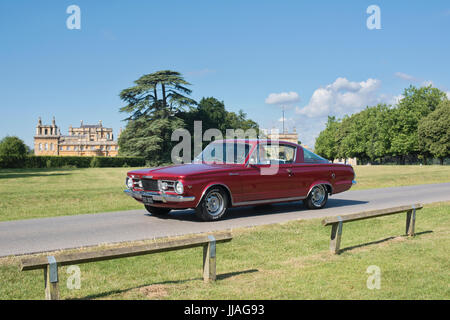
161, 83, 167, 107
440, 158, 444, 165
154, 87, 158, 102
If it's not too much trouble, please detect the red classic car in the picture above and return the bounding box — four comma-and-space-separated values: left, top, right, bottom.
124, 139, 356, 221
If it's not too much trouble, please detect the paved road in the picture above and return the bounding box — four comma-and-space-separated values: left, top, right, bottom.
0, 183, 449, 257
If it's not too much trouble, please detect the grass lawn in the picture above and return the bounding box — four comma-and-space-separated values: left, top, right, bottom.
353, 165, 450, 190
0, 201, 448, 299
0, 167, 143, 221
0, 165, 449, 222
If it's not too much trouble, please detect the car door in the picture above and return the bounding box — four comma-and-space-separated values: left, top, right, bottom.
239, 143, 297, 202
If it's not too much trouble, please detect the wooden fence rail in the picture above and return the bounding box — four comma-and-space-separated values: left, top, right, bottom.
20, 232, 232, 300
322, 204, 423, 254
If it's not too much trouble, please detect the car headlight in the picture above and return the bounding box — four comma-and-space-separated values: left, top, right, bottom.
126, 177, 134, 189
174, 181, 184, 194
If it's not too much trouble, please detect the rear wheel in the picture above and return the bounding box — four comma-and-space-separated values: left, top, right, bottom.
195, 187, 228, 221
304, 184, 328, 209
145, 205, 171, 216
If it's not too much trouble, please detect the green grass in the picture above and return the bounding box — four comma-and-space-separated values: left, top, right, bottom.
1, 202, 449, 299
0, 165, 449, 221
353, 165, 450, 190
0, 167, 143, 221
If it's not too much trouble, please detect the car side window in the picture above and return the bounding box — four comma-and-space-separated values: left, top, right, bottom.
303, 147, 328, 163
251, 144, 296, 164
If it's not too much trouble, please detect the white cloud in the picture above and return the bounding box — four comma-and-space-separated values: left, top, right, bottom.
295, 77, 382, 118
394, 72, 418, 82
265, 91, 300, 105
390, 94, 404, 105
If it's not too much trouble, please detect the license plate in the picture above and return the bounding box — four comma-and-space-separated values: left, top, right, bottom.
142, 195, 154, 205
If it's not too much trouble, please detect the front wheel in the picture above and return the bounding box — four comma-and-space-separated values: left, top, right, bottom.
304, 184, 328, 209
145, 205, 171, 216
195, 187, 228, 221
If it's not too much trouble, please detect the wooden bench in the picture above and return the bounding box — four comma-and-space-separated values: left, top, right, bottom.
322, 204, 423, 254
20, 232, 232, 300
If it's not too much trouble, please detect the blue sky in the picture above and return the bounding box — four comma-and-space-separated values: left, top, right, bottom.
1, 0, 449, 148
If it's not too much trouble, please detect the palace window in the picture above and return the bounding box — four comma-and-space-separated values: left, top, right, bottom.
39, 143, 42, 151
45, 143, 48, 150
50, 143, 53, 151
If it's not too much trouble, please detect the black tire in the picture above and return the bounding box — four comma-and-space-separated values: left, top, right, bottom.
145, 205, 171, 216
304, 184, 328, 209
195, 187, 228, 221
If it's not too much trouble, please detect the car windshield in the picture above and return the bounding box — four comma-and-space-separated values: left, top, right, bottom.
194, 141, 251, 164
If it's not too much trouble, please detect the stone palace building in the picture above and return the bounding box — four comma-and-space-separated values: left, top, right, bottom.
34, 117, 120, 156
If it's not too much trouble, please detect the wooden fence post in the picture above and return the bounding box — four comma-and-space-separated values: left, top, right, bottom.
406, 206, 416, 237
44, 256, 59, 300
329, 216, 343, 254
203, 235, 216, 282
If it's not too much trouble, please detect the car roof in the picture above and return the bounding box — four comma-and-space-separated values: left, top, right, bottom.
212, 139, 300, 147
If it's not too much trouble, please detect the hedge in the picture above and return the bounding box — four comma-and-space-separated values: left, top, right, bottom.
0, 155, 146, 169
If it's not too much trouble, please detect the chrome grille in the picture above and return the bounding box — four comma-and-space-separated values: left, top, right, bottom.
141, 179, 159, 191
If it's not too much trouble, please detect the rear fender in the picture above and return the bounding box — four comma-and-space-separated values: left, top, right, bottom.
307, 181, 333, 197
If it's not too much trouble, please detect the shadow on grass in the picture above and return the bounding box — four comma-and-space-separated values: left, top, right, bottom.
0, 168, 76, 179
338, 230, 433, 254
76, 269, 259, 300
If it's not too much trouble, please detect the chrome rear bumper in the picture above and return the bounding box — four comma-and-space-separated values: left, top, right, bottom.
124, 189, 195, 203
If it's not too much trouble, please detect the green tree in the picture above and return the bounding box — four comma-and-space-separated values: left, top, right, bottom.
118, 70, 196, 164
119, 70, 197, 120
390, 85, 447, 163
118, 116, 184, 164
418, 100, 450, 165
335, 116, 353, 161
315, 116, 339, 162
0, 136, 28, 168
0, 136, 27, 157
360, 104, 392, 163
180, 97, 259, 139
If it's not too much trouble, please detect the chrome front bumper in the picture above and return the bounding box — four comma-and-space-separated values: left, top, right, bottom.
124, 189, 195, 203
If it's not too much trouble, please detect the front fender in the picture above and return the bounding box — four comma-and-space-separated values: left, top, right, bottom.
195, 182, 234, 207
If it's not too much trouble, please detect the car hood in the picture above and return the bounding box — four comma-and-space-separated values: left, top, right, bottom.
128, 163, 239, 179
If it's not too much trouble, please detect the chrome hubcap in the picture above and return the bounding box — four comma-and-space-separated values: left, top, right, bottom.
311, 185, 326, 206
205, 192, 224, 216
